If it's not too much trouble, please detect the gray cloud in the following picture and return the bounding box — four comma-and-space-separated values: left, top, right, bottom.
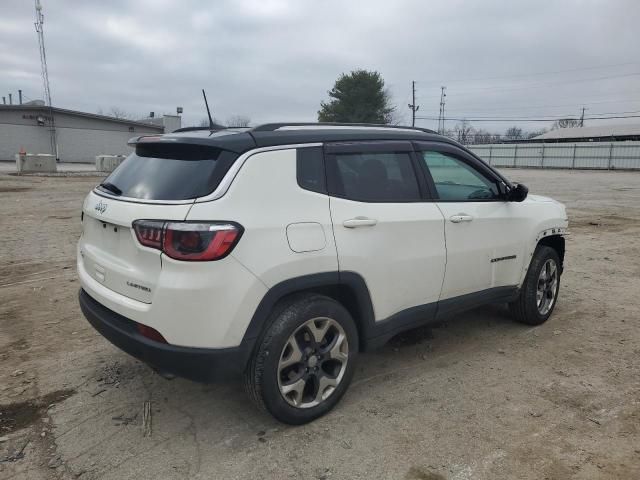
1, 0, 639, 133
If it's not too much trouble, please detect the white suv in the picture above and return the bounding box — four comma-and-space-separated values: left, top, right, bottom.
78, 123, 568, 424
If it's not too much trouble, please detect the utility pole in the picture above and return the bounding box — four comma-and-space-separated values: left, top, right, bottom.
438, 86, 447, 134
579, 107, 587, 127
34, 0, 57, 159
407, 81, 419, 127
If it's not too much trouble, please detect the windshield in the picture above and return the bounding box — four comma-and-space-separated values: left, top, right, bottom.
96, 144, 238, 201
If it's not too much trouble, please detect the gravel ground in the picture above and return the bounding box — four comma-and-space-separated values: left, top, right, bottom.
0, 168, 639, 480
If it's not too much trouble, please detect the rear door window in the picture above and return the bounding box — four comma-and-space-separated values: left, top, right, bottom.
327, 149, 421, 202
97, 144, 238, 201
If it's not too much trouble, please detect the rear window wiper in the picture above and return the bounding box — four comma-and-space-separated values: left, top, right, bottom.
99, 182, 122, 196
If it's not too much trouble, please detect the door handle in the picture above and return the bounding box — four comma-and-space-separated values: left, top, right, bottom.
343, 217, 378, 228
449, 214, 473, 223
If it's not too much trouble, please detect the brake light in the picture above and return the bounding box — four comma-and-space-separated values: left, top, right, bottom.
132, 220, 242, 261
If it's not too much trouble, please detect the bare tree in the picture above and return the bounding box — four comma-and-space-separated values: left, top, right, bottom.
472, 129, 493, 144
198, 117, 222, 127
385, 106, 406, 126
505, 126, 523, 141
552, 118, 580, 129
453, 120, 474, 144
97, 107, 138, 120
526, 128, 547, 139
226, 115, 251, 128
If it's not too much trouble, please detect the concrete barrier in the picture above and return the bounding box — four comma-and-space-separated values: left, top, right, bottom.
15, 153, 57, 173
96, 155, 126, 172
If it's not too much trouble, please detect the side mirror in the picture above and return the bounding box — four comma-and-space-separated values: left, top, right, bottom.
507, 183, 528, 202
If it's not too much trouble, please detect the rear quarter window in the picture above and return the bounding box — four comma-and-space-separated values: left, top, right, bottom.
97, 144, 238, 201
297, 147, 326, 194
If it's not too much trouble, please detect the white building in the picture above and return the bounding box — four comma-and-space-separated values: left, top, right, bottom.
530, 124, 640, 143
0, 104, 180, 162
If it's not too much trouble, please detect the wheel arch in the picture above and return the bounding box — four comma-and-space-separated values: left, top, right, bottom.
537, 234, 566, 272
241, 272, 375, 356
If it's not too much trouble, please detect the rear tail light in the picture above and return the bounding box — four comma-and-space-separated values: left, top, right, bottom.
132, 220, 242, 261
133, 220, 164, 249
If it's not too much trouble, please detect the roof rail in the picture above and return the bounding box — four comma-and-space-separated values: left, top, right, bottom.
251, 122, 437, 134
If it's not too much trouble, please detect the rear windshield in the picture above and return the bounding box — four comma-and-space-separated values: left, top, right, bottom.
97, 144, 238, 201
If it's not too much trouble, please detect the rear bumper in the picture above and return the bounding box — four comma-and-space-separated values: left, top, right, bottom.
79, 289, 252, 382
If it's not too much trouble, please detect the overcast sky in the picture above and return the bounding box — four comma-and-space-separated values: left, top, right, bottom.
1, 0, 639, 133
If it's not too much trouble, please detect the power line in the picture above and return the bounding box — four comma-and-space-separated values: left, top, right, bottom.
439, 109, 640, 119
414, 61, 640, 87
425, 72, 640, 97
415, 114, 640, 123
442, 99, 640, 115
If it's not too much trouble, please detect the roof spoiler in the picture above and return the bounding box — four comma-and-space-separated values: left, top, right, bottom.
127, 135, 166, 146
173, 125, 226, 133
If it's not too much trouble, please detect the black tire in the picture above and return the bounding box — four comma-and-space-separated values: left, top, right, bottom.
244, 294, 359, 425
509, 245, 561, 325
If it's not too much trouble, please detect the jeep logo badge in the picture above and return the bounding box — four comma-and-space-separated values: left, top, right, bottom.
95, 200, 108, 214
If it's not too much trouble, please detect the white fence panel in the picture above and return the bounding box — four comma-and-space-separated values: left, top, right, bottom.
542, 144, 574, 168
468, 141, 640, 170
574, 144, 610, 169
515, 144, 543, 168
611, 143, 640, 170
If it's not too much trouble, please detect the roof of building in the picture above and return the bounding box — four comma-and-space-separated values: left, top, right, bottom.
0, 104, 164, 130
531, 123, 640, 141
130, 123, 453, 154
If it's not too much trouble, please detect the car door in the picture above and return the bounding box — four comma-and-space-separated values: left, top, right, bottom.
325, 141, 446, 323
414, 141, 530, 303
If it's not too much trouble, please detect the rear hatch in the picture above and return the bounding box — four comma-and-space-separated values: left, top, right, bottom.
80, 141, 240, 303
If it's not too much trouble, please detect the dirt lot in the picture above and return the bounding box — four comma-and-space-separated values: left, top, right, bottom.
1, 168, 639, 480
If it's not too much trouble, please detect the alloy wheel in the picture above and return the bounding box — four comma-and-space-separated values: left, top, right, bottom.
536, 258, 558, 315
277, 317, 349, 408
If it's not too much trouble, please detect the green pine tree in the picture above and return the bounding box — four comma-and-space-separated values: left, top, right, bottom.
318, 70, 395, 124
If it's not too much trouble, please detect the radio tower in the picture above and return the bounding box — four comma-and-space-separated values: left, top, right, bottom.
437, 86, 447, 135
34, 0, 57, 159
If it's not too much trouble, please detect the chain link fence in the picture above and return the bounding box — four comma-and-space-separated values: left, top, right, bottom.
468, 142, 640, 170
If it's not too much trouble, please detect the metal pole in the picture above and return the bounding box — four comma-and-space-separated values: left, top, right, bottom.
411, 81, 416, 127
608, 143, 614, 170
571, 144, 577, 169
513, 144, 518, 167
541, 143, 545, 168
488, 145, 493, 166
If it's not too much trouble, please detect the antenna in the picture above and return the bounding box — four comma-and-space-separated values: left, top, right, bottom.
34, 0, 57, 159
202, 89, 214, 130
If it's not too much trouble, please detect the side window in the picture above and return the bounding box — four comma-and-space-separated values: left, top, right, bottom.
421, 151, 499, 201
297, 147, 326, 194
328, 151, 421, 202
